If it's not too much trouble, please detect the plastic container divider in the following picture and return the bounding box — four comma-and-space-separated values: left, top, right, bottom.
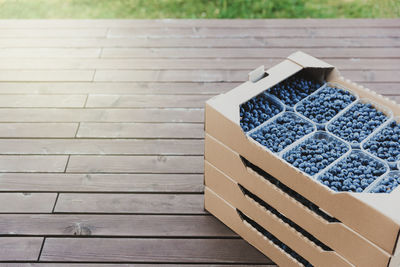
317, 149, 390, 193
361, 116, 400, 169
247, 111, 317, 155
280, 131, 352, 178
326, 98, 393, 149
294, 82, 359, 131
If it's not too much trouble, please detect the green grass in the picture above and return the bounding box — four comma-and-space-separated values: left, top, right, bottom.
0, 0, 398, 19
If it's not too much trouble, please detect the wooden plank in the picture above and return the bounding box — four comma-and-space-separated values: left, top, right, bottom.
0, 82, 396, 95
1, 264, 273, 267
0, 214, 234, 236
101, 47, 400, 58
40, 238, 270, 263
0, 139, 203, 155
0, 37, 399, 48
0, 173, 203, 192
0, 82, 235, 95
0, 58, 399, 70
0, 18, 398, 28
86, 95, 213, 108
55, 193, 205, 213
77, 123, 203, 138
0, 70, 94, 82
0, 237, 43, 261
0, 48, 100, 57
66, 155, 203, 173
0, 28, 107, 37
0, 155, 68, 172
0, 193, 57, 213
107, 27, 400, 38
0, 95, 86, 107
0, 108, 204, 123
0, 123, 78, 137
94, 69, 400, 83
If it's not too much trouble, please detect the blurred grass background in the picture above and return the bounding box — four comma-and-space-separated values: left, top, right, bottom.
0, 0, 398, 19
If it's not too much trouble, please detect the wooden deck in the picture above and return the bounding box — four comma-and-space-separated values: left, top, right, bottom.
0, 18, 399, 265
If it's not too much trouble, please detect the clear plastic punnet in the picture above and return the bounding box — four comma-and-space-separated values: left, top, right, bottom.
361, 116, 400, 169
326, 98, 393, 149
247, 111, 316, 154
281, 131, 351, 178
366, 171, 400, 194
240, 92, 285, 133
294, 82, 359, 130
317, 149, 390, 193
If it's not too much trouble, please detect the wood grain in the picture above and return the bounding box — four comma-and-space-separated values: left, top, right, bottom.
0, 214, 233, 236
0, 173, 203, 192
0, 237, 43, 261
55, 193, 205, 213
0, 139, 203, 155
66, 155, 204, 173
77, 123, 204, 138
0, 155, 68, 172
0, 193, 57, 213
40, 238, 270, 263
0, 123, 78, 137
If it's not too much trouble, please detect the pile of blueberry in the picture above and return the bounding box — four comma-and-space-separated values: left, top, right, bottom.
363, 121, 400, 163
268, 72, 322, 107
240, 92, 282, 132
239, 210, 313, 267
327, 102, 388, 144
283, 134, 349, 176
249, 112, 314, 153
296, 86, 356, 124
318, 151, 387, 192
371, 173, 400, 193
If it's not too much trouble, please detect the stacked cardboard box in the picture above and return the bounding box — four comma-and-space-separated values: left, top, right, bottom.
204, 52, 400, 267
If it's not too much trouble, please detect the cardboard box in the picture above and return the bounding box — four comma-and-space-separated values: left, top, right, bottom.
205, 51, 400, 255
204, 137, 400, 266
205, 160, 354, 266
205, 186, 307, 267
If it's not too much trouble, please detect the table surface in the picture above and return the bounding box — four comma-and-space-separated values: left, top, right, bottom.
0, 18, 399, 266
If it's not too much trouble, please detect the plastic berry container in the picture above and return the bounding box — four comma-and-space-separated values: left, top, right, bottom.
317, 149, 389, 193
266, 72, 325, 111
294, 82, 358, 130
361, 116, 400, 169
281, 131, 351, 177
398, 161, 400, 171
240, 92, 285, 133
248, 111, 316, 154
366, 171, 400, 194
326, 98, 393, 149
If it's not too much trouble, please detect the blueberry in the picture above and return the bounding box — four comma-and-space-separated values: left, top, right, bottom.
283, 133, 349, 176
268, 71, 322, 107
364, 121, 400, 163
328, 102, 388, 143
371, 172, 400, 193
250, 112, 314, 153
318, 151, 388, 192
296, 86, 356, 124
240, 92, 283, 132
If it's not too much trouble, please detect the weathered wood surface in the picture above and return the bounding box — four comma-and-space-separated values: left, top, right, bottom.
0, 18, 398, 265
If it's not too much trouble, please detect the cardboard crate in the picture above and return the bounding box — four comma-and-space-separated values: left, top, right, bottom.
205, 186, 310, 267
204, 135, 400, 266
204, 51, 400, 255
205, 160, 354, 266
